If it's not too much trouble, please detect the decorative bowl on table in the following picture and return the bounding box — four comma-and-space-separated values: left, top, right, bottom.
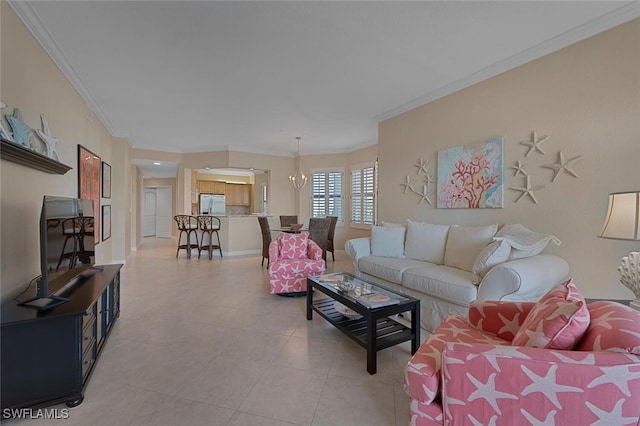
290, 223, 304, 231
333, 302, 362, 320
336, 280, 355, 292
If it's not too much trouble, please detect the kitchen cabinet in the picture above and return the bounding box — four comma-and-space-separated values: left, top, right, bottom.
226, 184, 251, 206
198, 181, 226, 194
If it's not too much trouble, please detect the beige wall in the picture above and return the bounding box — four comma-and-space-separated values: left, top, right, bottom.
1, 4, 127, 301
378, 19, 640, 299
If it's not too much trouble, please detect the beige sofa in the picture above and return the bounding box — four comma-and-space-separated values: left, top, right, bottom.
345, 222, 570, 332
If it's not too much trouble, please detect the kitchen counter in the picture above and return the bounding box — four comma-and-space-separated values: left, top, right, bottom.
218, 216, 264, 256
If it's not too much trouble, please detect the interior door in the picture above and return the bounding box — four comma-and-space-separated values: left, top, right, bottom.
155, 187, 172, 238
143, 190, 157, 237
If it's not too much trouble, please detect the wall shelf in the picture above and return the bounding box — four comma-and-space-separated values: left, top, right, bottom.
0, 138, 71, 174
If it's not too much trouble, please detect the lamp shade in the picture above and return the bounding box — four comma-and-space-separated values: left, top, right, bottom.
599, 191, 640, 240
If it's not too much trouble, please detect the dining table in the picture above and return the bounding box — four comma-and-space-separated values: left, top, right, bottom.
273, 227, 309, 234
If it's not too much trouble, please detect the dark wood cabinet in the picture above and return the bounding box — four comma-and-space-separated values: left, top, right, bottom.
1, 264, 122, 411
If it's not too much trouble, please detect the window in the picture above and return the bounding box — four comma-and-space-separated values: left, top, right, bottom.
351, 161, 377, 228
261, 184, 268, 214
311, 169, 343, 222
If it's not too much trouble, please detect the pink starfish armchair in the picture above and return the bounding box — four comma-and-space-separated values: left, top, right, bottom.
268, 232, 325, 294
405, 279, 640, 425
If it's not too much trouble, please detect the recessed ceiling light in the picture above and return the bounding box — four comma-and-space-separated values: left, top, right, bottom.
205, 167, 210, 170
153, 162, 161, 165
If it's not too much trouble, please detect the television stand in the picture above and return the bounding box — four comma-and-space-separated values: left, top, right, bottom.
1, 264, 122, 414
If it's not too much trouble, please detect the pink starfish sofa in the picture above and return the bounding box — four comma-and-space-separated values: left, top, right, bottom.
404, 279, 640, 425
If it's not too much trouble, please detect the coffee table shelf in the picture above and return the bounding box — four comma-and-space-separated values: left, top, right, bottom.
307, 273, 420, 374
312, 298, 414, 351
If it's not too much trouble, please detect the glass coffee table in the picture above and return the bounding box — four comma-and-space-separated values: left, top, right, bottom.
306, 272, 420, 374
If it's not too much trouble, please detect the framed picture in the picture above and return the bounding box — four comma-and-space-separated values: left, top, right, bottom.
78, 144, 101, 244
102, 205, 111, 241
102, 161, 111, 198
437, 136, 504, 209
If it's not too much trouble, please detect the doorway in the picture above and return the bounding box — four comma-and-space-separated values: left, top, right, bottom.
143, 187, 172, 238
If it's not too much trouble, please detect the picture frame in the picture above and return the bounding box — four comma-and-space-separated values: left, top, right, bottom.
437, 136, 504, 209
102, 161, 111, 198
78, 144, 101, 244
102, 205, 111, 241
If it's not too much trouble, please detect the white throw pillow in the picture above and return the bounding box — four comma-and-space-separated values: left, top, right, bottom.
370, 225, 405, 258
381, 221, 405, 228
404, 220, 450, 264
471, 240, 511, 284
444, 224, 498, 272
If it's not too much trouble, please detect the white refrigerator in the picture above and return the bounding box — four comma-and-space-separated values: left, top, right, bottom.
199, 194, 226, 215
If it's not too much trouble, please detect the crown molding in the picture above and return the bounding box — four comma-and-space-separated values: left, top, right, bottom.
8, 0, 125, 141
12, 0, 636, 153
376, 2, 640, 123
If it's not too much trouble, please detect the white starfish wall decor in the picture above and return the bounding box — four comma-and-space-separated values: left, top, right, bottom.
511, 160, 528, 177
35, 114, 61, 161
542, 150, 582, 182
509, 176, 547, 204
402, 158, 435, 205
520, 131, 550, 157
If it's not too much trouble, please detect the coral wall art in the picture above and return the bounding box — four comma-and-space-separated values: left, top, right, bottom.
437, 136, 504, 209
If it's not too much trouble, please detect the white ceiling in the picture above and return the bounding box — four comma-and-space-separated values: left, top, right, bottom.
10, 1, 639, 167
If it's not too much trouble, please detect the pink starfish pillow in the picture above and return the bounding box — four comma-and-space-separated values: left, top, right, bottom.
278, 232, 309, 259
512, 279, 590, 350
576, 301, 640, 355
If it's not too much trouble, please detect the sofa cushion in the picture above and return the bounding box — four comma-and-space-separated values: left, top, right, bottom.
471, 240, 511, 283
404, 315, 509, 405
402, 265, 478, 305
443, 224, 498, 272
512, 279, 589, 350
370, 225, 405, 258
279, 233, 309, 259
576, 301, 640, 355
358, 256, 429, 285
404, 220, 450, 264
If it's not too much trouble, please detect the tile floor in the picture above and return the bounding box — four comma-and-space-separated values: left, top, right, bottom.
7, 237, 426, 426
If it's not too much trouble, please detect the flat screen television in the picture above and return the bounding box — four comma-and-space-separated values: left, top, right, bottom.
20, 196, 97, 310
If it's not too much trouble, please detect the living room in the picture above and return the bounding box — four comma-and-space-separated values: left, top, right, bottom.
1, 1, 639, 424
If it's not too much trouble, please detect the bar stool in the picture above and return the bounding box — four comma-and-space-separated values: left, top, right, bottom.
198, 215, 223, 259
174, 215, 199, 258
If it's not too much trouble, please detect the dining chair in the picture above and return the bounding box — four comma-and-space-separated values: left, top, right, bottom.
279, 215, 298, 228
308, 217, 331, 261
174, 215, 200, 258
257, 216, 272, 267
197, 215, 223, 259
326, 216, 338, 261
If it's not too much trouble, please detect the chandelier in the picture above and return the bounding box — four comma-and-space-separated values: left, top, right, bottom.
289, 136, 307, 190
